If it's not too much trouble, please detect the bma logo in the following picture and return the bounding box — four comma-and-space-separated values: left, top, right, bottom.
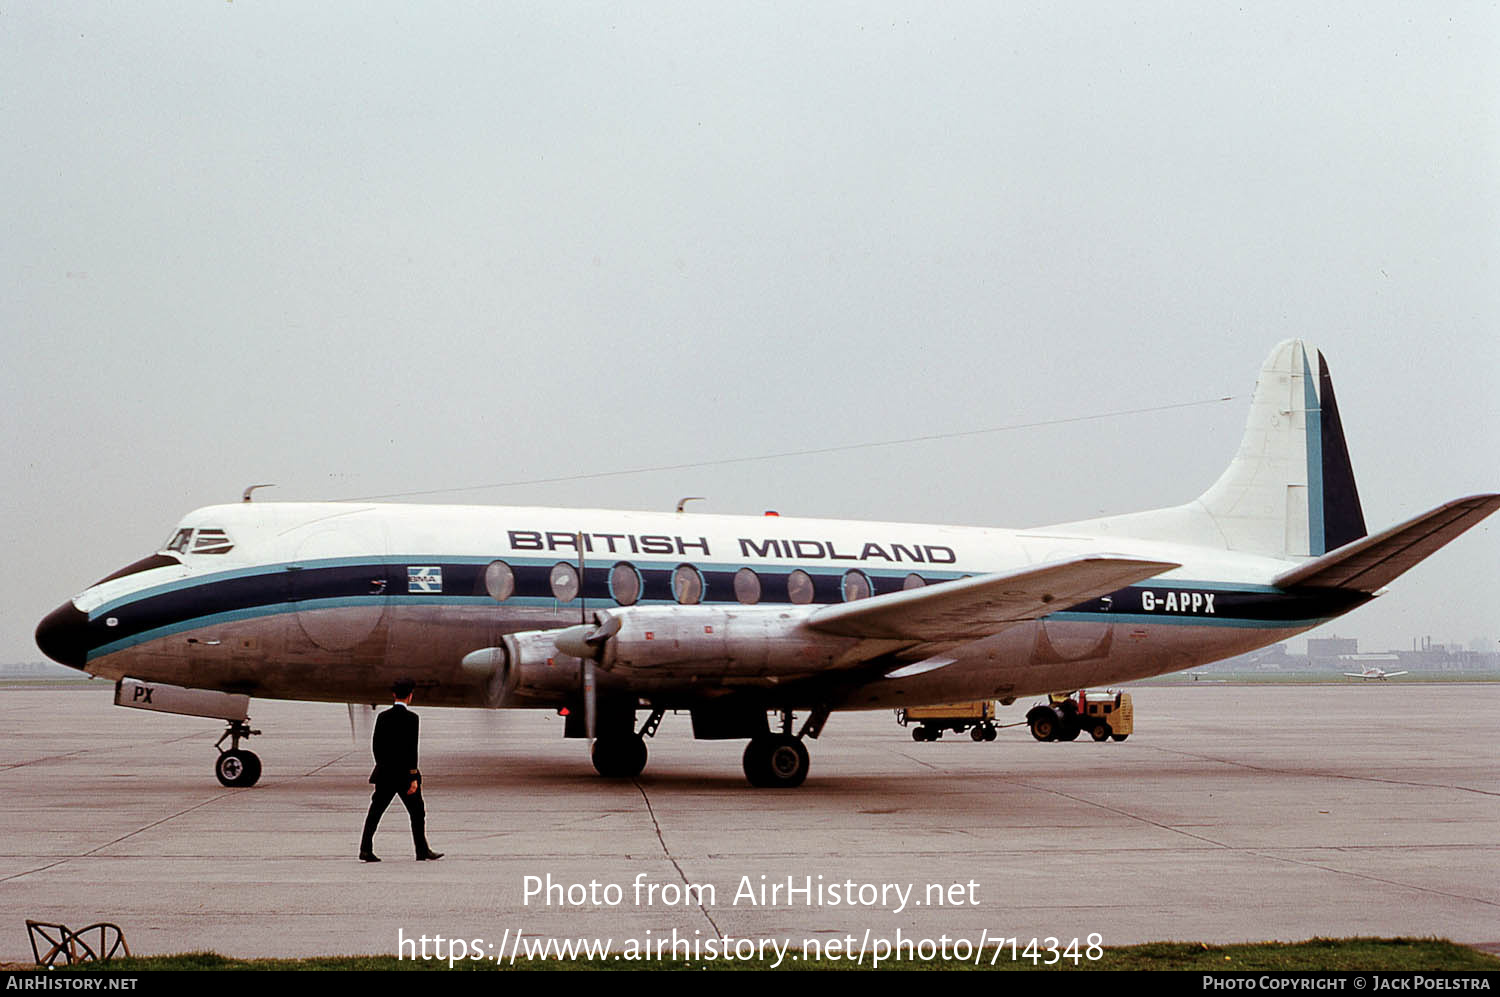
408, 566, 443, 593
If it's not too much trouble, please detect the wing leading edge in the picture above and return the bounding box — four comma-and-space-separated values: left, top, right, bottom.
806, 555, 1180, 642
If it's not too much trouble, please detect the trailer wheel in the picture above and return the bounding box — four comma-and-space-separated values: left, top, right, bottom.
970, 726, 986, 742
983, 725, 997, 742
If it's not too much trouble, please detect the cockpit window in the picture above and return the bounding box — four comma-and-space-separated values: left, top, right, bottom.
163, 527, 234, 555
192, 529, 234, 554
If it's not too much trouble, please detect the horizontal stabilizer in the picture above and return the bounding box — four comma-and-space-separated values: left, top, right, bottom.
807, 555, 1178, 642
1273, 494, 1500, 592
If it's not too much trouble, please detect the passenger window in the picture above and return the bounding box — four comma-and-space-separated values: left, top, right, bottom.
672, 564, 704, 605
549, 562, 580, 603
841, 569, 871, 602
484, 560, 515, 601
610, 562, 642, 606
733, 567, 762, 605
787, 569, 814, 605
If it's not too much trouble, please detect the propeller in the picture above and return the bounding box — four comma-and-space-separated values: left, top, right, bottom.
347, 702, 377, 745
577, 531, 593, 743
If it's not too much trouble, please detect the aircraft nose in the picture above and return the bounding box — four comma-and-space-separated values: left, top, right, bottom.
36, 602, 92, 669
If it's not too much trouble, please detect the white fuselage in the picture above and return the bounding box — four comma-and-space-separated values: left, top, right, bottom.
62, 501, 1356, 710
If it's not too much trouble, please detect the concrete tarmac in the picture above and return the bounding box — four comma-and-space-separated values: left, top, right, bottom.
2, 683, 1496, 964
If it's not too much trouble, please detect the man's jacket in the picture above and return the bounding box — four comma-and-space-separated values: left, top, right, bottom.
369, 703, 420, 789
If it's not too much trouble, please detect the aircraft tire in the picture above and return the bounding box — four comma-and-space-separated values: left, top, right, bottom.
743, 734, 809, 788
215, 749, 261, 788
591, 734, 648, 779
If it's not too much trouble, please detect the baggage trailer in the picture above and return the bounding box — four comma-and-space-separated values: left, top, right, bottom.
1025, 690, 1133, 743
895, 701, 998, 742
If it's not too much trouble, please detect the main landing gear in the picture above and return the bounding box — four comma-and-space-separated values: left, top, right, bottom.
742, 734, 809, 788
214, 719, 262, 787
582, 705, 827, 788
590, 709, 662, 779
742, 708, 827, 789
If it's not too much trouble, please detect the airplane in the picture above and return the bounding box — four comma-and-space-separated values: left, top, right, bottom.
1341, 666, 1410, 681
35, 340, 1498, 788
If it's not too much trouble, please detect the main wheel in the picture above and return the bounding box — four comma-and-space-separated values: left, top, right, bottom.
591, 734, 648, 778
215, 749, 261, 788
743, 734, 809, 788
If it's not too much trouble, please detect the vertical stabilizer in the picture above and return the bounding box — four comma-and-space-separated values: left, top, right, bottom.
1195, 340, 1366, 557
1050, 340, 1368, 559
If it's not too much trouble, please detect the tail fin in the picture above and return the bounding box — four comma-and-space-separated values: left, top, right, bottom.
1196, 339, 1366, 556
1054, 340, 1367, 558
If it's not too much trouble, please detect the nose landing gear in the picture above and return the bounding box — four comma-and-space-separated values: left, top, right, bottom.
214, 719, 262, 787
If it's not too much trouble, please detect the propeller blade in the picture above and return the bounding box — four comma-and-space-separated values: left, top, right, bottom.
583, 660, 597, 743
347, 702, 376, 746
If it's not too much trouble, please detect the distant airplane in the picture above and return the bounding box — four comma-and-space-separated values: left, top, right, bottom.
1342, 666, 1410, 681
36, 341, 1498, 788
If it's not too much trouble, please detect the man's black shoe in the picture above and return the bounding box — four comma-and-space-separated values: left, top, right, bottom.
416, 851, 444, 861
360, 851, 381, 862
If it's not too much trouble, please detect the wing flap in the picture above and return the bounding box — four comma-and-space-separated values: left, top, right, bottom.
807, 555, 1179, 641
1272, 494, 1500, 592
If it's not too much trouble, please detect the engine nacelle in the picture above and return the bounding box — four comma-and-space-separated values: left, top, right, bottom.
589, 605, 855, 679
501, 629, 586, 701
462, 630, 584, 705
462, 605, 865, 702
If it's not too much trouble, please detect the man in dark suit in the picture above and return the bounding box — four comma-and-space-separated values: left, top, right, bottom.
359, 679, 442, 862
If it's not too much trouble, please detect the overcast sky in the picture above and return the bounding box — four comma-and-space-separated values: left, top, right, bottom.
4, 2, 1497, 663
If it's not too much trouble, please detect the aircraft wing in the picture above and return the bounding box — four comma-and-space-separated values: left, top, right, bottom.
1273, 494, 1500, 592
805, 555, 1178, 642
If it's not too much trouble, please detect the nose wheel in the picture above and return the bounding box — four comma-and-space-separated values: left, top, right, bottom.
213, 719, 262, 787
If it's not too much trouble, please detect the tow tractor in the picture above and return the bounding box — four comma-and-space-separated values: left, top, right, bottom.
895, 701, 1000, 742
1025, 690, 1132, 742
